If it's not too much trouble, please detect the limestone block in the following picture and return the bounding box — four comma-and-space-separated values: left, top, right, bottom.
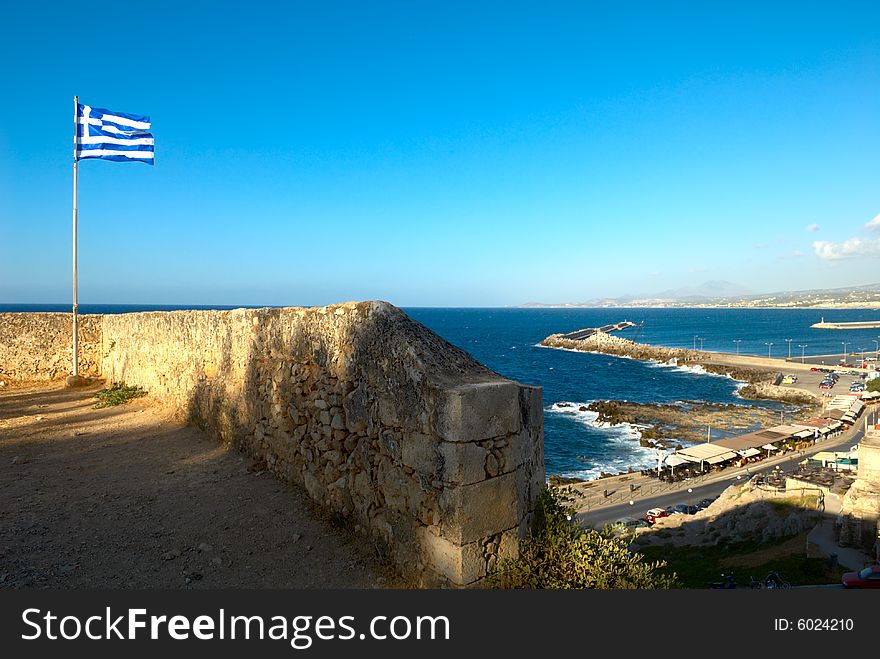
400, 433, 442, 475
342, 386, 370, 433
438, 472, 519, 545
437, 441, 488, 485
416, 527, 486, 585
435, 381, 522, 442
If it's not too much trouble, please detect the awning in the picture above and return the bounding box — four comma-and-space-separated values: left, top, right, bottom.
793, 429, 815, 439
842, 413, 857, 423
738, 447, 761, 458
664, 454, 693, 467
828, 421, 843, 430
713, 432, 776, 452
762, 444, 779, 451
705, 452, 738, 464
676, 444, 739, 462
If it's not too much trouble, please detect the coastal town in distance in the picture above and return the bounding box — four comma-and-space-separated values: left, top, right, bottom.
521, 282, 880, 309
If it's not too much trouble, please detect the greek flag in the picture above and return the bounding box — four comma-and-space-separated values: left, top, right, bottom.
75, 102, 154, 164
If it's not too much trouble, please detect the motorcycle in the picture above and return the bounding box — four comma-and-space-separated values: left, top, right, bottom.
749, 571, 791, 589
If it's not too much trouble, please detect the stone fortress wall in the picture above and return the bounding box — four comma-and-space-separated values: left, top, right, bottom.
839, 426, 880, 555
0, 303, 545, 586
0, 313, 102, 382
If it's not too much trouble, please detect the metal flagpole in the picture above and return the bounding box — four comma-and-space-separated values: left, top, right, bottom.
70, 95, 80, 382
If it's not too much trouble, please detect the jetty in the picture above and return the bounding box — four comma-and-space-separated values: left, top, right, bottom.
560, 320, 637, 340
810, 318, 880, 330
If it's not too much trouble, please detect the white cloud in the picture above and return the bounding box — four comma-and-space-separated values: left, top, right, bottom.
805, 223, 820, 232
813, 238, 880, 260
865, 214, 880, 232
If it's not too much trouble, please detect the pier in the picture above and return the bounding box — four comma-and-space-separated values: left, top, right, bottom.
810, 318, 880, 330
560, 320, 637, 340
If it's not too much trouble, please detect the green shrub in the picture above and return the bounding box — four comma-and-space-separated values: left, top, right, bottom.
868, 378, 880, 393
94, 382, 147, 408
488, 488, 677, 589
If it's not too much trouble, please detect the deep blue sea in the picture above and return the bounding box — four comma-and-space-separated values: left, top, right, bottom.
4, 304, 880, 478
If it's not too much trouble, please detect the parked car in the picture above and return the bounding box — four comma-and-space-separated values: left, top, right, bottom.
645, 507, 669, 525
696, 496, 718, 510
842, 566, 880, 589
668, 504, 698, 515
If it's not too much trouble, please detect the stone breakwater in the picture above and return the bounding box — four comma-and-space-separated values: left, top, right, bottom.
541, 331, 820, 404
0, 313, 102, 381
542, 331, 699, 363
2, 303, 545, 587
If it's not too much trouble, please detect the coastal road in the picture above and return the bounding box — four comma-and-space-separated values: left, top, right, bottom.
574, 418, 870, 530
787, 352, 877, 368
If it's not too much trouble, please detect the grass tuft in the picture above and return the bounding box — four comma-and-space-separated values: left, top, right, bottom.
94, 382, 147, 408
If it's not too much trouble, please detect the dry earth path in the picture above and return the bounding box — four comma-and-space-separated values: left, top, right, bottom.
0, 381, 398, 589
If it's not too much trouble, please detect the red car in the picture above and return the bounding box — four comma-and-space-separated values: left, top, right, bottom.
842, 566, 880, 589
645, 507, 669, 525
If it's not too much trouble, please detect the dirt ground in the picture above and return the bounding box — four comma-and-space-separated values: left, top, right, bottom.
0, 381, 399, 589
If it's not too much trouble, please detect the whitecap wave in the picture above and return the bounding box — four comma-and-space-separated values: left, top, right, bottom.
534, 343, 636, 360
545, 401, 667, 481
647, 358, 742, 382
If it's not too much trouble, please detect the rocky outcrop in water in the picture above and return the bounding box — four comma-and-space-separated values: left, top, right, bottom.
581, 399, 815, 447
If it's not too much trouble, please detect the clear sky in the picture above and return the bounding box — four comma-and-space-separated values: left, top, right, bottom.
1, 1, 878, 307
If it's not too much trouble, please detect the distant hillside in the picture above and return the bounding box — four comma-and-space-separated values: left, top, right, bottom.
521, 283, 880, 309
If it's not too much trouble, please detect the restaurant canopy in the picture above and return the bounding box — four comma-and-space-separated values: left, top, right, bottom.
676, 443, 739, 463
765, 425, 803, 439
664, 454, 692, 467
714, 432, 782, 452
737, 447, 761, 458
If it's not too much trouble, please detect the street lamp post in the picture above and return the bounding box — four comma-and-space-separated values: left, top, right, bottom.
785, 338, 793, 359
842, 342, 849, 364
693, 335, 698, 351
797, 344, 807, 364
699, 337, 704, 351
874, 339, 880, 360
765, 342, 773, 359
733, 339, 741, 355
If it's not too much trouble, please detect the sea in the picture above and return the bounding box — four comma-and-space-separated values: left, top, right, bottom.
4, 304, 880, 479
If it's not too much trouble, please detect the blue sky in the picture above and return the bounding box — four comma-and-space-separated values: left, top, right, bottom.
1, 1, 878, 306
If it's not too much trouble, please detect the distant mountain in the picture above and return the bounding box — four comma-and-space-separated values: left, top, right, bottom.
520, 282, 880, 308
653, 280, 753, 300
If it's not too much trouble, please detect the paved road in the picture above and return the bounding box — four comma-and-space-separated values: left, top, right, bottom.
575, 419, 868, 529
787, 351, 878, 368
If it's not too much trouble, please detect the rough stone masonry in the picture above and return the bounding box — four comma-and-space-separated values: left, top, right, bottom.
0, 302, 545, 586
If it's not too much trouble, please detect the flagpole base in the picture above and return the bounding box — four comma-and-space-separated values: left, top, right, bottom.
65, 374, 89, 388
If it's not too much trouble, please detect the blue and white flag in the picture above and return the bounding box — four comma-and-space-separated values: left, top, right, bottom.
75, 102, 154, 164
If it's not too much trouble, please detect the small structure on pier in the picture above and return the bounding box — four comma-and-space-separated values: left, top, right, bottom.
560, 321, 638, 341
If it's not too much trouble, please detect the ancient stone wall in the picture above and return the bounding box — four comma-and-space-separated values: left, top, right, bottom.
839, 426, 880, 552
0, 313, 102, 381
99, 302, 544, 586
